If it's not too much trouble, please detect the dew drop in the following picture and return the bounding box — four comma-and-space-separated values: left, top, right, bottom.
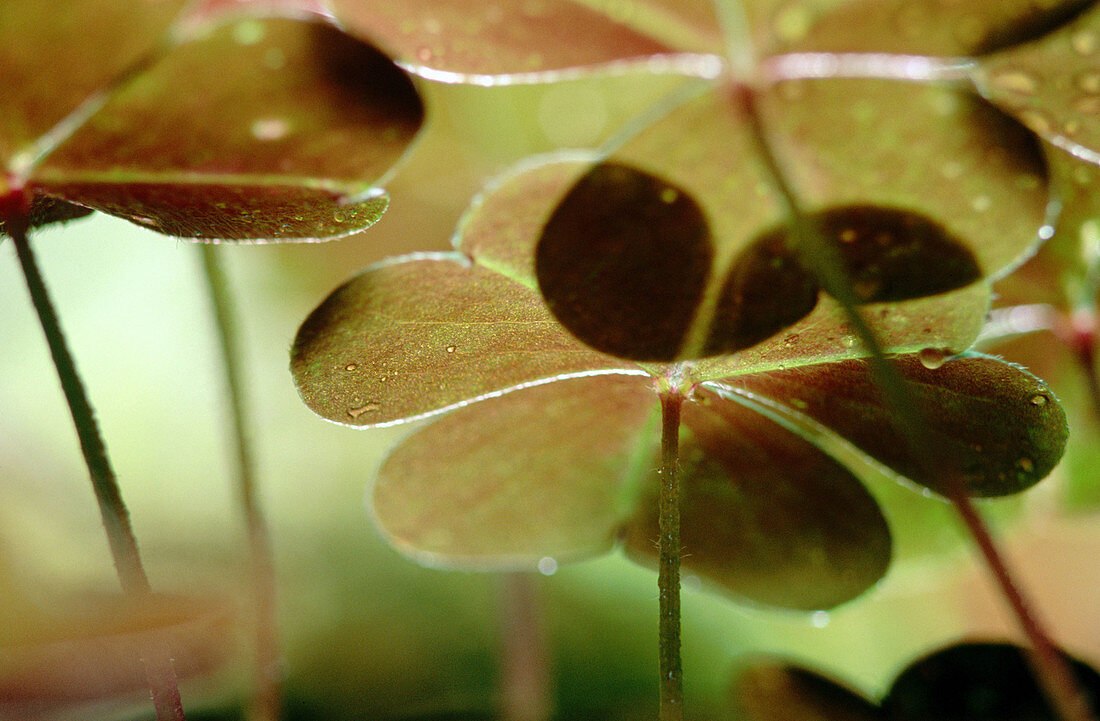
1073, 30, 1098, 56
537, 557, 558, 575
251, 118, 290, 141
940, 161, 964, 179
988, 69, 1038, 95
233, 19, 266, 45
810, 610, 830, 628
1017, 457, 1035, 473
332, 210, 347, 223
918, 347, 950, 369
971, 195, 992, 213
841, 335, 856, 348
445, 345, 457, 353
347, 402, 380, 418
1029, 394, 1048, 406
423, 17, 442, 34
345, 363, 358, 371
660, 187, 679, 204
416, 45, 433, 62
1077, 71, 1100, 95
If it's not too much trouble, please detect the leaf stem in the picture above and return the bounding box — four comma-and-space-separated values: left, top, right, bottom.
199, 245, 281, 721
4, 192, 186, 721
736, 87, 1096, 721
657, 389, 684, 721
499, 573, 553, 721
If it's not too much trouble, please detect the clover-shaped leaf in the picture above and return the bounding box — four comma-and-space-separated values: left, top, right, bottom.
733, 641, 1100, 720
292, 204, 1067, 610
2, 0, 424, 240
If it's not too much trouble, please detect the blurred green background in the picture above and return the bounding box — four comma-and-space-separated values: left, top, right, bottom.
2, 67, 1098, 721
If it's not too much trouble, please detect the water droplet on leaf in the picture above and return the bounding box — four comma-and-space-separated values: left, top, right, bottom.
445, 345, 456, 353
345, 363, 357, 371
918, 347, 951, 369
1029, 394, 1048, 406
988, 69, 1039, 95
347, 402, 380, 418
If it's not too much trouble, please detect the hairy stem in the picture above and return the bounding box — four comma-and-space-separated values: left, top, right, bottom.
499, 573, 552, 721
199, 245, 281, 721
658, 390, 684, 721
737, 87, 1095, 721
5, 195, 186, 721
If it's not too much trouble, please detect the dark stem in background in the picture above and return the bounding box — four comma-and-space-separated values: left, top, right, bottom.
199, 245, 281, 721
499, 573, 553, 721
4, 195, 186, 721
736, 85, 1096, 721
657, 390, 684, 721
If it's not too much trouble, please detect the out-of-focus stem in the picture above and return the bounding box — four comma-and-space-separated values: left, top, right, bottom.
658, 390, 684, 721
199, 244, 281, 721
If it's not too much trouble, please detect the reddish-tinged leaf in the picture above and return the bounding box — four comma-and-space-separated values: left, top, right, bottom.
291, 254, 639, 427
974, 2, 1100, 168
575, 0, 724, 55
535, 78, 1044, 362
733, 642, 1100, 720
758, 79, 1050, 281
29, 17, 422, 240
0, 0, 189, 158
884, 642, 1100, 720
725, 353, 1068, 497
372, 374, 657, 568
623, 384, 891, 610
0, 196, 92, 235
732, 661, 880, 721
328, 0, 679, 81
689, 283, 991, 381
751, 0, 1096, 57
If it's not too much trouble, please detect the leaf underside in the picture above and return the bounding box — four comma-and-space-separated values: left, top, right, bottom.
726, 353, 1068, 498
623, 383, 892, 611
4, 5, 424, 240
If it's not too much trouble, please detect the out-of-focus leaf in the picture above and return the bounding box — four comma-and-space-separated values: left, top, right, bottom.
725, 353, 1068, 497
732, 642, 1100, 721
751, 0, 1096, 57
0, 0, 189, 158
327, 0, 680, 81
884, 642, 1100, 720
732, 661, 880, 721
975, 2, 1100, 168
291, 255, 638, 427
371, 374, 656, 568
28, 17, 423, 240
0, 593, 237, 720
576, 0, 724, 55
623, 384, 891, 610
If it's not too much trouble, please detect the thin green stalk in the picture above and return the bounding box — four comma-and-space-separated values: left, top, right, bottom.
5, 195, 186, 721
499, 573, 552, 721
736, 86, 1095, 721
199, 244, 281, 721
657, 390, 684, 721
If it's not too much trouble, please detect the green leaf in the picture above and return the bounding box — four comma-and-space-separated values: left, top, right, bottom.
623, 383, 891, 610
291, 254, 638, 427
328, 0, 681, 81
974, 2, 1100, 167
26, 16, 422, 240
371, 374, 657, 568
722, 353, 1069, 497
